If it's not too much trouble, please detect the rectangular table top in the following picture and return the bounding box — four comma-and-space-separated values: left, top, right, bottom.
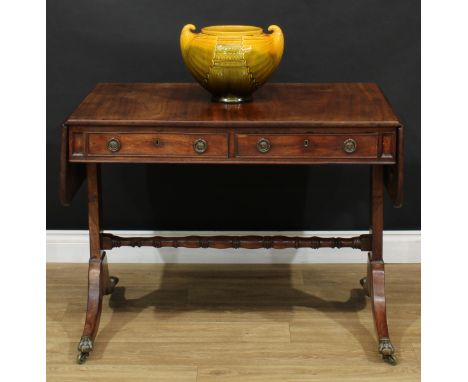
66, 83, 401, 128
60, 82, 404, 207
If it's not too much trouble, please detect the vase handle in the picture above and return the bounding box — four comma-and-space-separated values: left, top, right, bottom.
180, 24, 197, 61
268, 25, 284, 67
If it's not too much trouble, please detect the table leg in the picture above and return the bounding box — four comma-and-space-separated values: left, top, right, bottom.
77, 164, 119, 364
360, 165, 397, 365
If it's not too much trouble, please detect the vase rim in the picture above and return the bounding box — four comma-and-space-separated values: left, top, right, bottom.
201, 25, 263, 36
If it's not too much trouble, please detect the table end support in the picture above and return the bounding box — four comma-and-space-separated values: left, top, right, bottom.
76, 164, 119, 364
365, 165, 397, 365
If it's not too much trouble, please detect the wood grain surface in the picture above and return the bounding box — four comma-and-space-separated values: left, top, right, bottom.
66, 83, 401, 127
47, 263, 420, 382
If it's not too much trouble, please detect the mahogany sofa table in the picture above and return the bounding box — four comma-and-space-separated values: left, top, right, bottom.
60, 82, 404, 365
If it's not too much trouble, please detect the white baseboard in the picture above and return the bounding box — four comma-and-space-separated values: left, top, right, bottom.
46, 230, 420, 264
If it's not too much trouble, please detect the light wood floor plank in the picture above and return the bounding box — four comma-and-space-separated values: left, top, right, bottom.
47, 263, 420, 381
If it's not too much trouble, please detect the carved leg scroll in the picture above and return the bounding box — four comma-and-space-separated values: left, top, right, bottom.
77, 164, 119, 364
361, 165, 396, 365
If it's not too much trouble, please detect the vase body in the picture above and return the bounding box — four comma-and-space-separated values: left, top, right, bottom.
180, 25, 284, 103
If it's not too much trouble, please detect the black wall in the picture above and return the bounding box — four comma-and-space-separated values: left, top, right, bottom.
47, 0, 420, 231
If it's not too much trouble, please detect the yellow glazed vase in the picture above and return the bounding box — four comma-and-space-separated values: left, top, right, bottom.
180, 24, 284, 103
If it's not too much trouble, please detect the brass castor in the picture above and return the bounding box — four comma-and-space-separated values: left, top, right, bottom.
77, 352, 89, 364
360, 277, 370, 297
382, 354, 397, 365
109, 276, 119, 286
77, 336, 93, 364
106, 276, 119, 294
379, 338, 397, 365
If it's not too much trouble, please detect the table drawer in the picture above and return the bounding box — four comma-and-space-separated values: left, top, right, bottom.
235, 133, 379, 158
85, 132, 228, 158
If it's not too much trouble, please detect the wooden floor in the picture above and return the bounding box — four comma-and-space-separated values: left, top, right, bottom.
47, 263, 420, 382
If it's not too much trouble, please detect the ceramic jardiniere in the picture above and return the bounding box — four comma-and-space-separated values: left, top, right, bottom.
180, 24, 284, 103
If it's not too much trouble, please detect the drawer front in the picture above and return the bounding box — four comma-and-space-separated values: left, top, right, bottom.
235, 133, 379, 158
86, 132, 228, 158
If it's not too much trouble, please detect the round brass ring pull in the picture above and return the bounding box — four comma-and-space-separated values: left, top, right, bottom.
107, 138, 121, 153
343, 138, 357, 154
256, 138, 272, 153
193, 138, 208, 154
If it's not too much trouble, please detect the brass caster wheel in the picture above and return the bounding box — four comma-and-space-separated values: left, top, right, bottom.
107, 276, 119, 294
360, 277, 370, 296
382, 354, 397, 365
109, 276, 119, 286
379, 337, 396, 365
77, 352, 89, 364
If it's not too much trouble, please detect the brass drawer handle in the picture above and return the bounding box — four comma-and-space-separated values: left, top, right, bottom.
256, 138, 271, 153
303, 139, 310, 148
343, 138, 357, 154
193, 138, 207, 154
106, 138, 121, 153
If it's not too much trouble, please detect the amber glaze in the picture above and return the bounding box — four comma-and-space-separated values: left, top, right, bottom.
180, 25, 283, 102
60, 83, 404, 364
